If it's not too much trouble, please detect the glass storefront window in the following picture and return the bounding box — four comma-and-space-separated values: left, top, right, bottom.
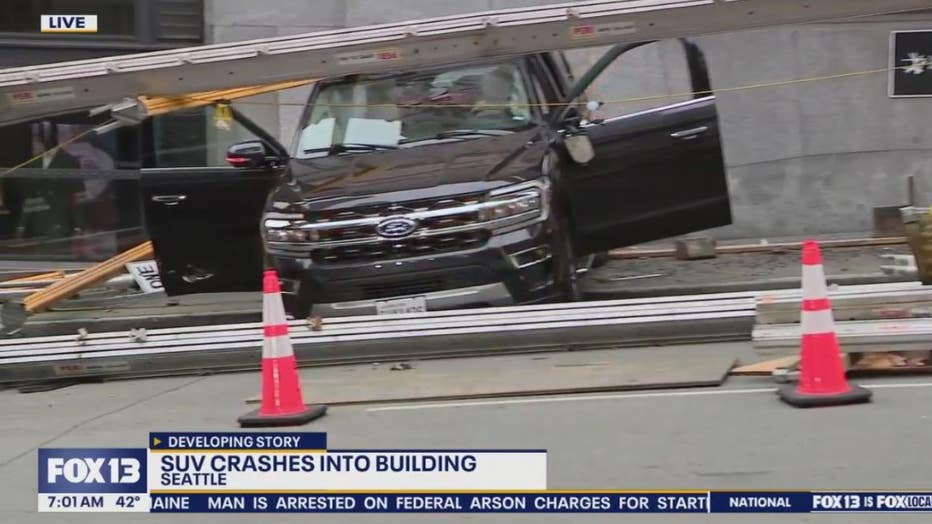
0, 112, 144, 261
0, 104, 268, 262
0, 0, 135, 36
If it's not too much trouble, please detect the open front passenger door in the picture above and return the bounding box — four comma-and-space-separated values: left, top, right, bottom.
556, 38, 731, 255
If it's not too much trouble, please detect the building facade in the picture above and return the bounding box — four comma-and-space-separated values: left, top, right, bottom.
211, 1, 932, 240
0, 0, 206, 261
1, 1, 931, 263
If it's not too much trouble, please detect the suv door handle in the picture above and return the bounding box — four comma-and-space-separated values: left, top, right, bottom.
670, 126, 708, 140
152, 195, 188, 205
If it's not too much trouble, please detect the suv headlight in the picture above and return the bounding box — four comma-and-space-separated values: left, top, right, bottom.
263, 216, 320, 242
479, 179, 550, 225
479, 190, 542, 221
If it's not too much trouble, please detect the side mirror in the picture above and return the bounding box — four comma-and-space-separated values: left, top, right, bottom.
226, 140, 274, 168
564, 134, 595, 165
563, 106, 582, 128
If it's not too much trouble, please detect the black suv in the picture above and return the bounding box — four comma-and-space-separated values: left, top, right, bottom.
141, 39, 731, 317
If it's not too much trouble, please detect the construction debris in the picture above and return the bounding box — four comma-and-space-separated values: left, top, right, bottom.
674, 236, 717, 260
755, 284, 932, 324
772, 367, 799, 384
0, 242, 154, 335
751, 256, 932, 376
850, 351, 930, 370
129, 328, 148, 343
873, 206, 908, 237
739, 350, 932, 381
22, 241, 153, 314
730, 355, 800, 376
901, 206, 932, 285
601, 273, 664, 282
4, 271, 66, 284
881, 253, 918, 278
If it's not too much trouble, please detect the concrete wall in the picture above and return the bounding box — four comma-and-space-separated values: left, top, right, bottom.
205, 1, 932, 239
697, 16, 932, 239
204, 0, 344, 143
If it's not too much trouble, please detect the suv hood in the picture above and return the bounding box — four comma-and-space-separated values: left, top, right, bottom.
271, 127, 548, 211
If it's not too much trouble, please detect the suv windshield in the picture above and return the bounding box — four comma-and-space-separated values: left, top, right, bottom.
294, 61, 533, 158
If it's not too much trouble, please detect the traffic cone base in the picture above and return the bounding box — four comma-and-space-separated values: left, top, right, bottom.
778, 383, 872, 408
238, 404, 327, 428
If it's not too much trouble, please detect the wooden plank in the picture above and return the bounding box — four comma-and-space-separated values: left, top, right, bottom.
4, 271, 66, 284
611, 236, 907, 259
730, 355, 800, 376
23, 241, 153, 314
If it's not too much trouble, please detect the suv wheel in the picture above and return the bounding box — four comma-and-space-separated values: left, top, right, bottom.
551, 213, 583, 302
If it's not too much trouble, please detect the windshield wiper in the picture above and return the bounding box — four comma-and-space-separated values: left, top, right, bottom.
400, 129, 513, 144
303, 142, 399, 154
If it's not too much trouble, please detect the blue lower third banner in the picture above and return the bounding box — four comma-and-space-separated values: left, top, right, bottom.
37, 491, 932, 513
36, 438, 932, 513
150, 493, 709, 513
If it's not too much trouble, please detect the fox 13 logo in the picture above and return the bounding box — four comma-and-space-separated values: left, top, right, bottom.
38, 449, 148, 493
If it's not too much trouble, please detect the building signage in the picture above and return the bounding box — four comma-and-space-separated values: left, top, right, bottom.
890, 30, 932, 97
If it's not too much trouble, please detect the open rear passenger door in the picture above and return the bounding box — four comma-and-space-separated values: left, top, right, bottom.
556, 39, 731, 255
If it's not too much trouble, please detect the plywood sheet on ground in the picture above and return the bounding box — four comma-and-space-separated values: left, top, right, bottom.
730, 356, 800, 376
246, 344, 740, 406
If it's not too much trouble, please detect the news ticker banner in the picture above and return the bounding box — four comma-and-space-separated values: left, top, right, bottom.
37, 432, 932, 513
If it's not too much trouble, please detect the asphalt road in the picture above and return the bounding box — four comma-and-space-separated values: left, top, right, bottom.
2, 345, 932, 524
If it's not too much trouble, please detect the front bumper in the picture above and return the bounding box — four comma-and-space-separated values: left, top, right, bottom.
312, 282, 513, 317
267, 222, 558, 317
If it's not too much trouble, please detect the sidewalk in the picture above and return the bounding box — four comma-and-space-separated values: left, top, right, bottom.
584, 243, 915, 298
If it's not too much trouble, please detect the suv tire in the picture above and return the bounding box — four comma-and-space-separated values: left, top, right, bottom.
550, 212, 583, 302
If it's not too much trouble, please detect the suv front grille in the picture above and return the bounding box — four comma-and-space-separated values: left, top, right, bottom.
308, 193, 486, 261
311, 230, 488, 263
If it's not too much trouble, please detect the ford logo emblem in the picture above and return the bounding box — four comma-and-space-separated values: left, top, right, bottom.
376, 217, 418, 238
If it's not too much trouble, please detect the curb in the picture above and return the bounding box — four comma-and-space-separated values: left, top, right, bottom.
610, 236, 908, 259
582, 273, 917, 299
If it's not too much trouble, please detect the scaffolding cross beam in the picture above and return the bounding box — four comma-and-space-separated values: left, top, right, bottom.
0, 0, 928, 125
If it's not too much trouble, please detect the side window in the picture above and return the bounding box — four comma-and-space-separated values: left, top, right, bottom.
506, 67, 533, 123
529, 75, 550, 117
527, 64, 554, 117
564, 40, 694, 119
149, 105, 268, 168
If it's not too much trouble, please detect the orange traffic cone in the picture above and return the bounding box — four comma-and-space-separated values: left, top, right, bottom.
238, 270, 327, 427
778, 240, 872, 408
